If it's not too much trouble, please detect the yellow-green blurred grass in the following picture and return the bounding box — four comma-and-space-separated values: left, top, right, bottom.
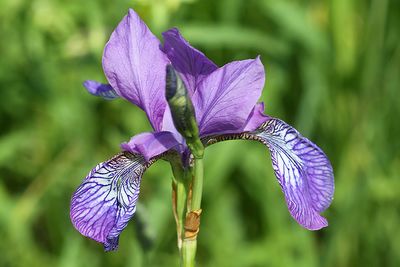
0, 0, 399, 266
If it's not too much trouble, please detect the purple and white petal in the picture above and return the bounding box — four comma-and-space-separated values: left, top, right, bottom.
255, 118, 334, 230
162, 28, 218, 95
70, 152, 147, 251
102, 9, 169, 131
192, 57, 265, 136
121, 131, 181, 162
83, 80, 119, 100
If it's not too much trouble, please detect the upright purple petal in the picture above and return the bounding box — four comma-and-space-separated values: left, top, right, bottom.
102, 9, 169, 131
192, 57, 265, 136
70, 152, 148, 251
162, 28, 218, 95
243, 102, 270, 132
83, 80, 119, 100
255, 118, 334, 230
121, 131, 181, 161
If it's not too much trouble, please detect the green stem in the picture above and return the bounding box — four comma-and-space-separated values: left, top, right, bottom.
191, 158, 204, 211
176, 179, 187, 249
170, 160, 188, 251
181, 238, 197, 267
182, 156, 204, 267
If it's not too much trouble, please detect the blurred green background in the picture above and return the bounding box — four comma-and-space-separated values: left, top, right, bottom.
1, 0, 399, 266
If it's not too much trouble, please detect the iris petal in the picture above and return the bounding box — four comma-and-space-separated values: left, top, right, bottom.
192, 57, 265, 136
102, 9, 169, 131
83, 80, 119, 100
70, 152, 148, 251
162, 28, 218, 95
121, 131, 181, 162
242, 102, 270, 132
255, 118, 334, 229
202, 117, 334, 230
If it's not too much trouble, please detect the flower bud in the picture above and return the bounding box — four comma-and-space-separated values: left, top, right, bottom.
166, 65, 204, 158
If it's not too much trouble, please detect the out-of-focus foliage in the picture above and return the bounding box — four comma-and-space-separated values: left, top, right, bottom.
0, 0, 399, 266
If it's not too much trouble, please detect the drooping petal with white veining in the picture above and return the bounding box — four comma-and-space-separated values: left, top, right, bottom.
83, 80, 119, 100
70, 152, 149, 251
254, 118, 334, 230
202, 117, 334, 230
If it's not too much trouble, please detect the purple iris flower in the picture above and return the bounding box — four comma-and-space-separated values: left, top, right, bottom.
70, 9, 334, 251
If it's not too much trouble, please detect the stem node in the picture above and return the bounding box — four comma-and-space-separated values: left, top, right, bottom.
184, 209, 202, 240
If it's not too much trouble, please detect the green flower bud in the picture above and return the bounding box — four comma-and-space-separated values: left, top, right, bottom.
166, 65, 204, 158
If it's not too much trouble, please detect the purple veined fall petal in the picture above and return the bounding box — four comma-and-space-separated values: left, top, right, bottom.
121, 131, 181, 162
242, 102, 270, 132
162, 28, 218, 95
201, 117, 334, 230
192, 57, 265, 136
102, 9, 169, 131
254, 118, 334, 230
83, 80, 120, 100
70, 152, 149, 251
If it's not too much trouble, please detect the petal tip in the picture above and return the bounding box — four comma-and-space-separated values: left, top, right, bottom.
83, 80, 104, 95
253, 56, 264, 68
127, 8, 138, 17
162, 27, 179, 38
82, 80, 95, 94
104, 236, 120, 252
303, 215, 328, 231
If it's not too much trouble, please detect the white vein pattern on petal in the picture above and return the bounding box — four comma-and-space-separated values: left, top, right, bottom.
70, 152, 147, 250
202, 117, 334, 230
255, 119, 334, 227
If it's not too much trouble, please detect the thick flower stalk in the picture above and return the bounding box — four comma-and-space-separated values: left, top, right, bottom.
70, 9, 334, 266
